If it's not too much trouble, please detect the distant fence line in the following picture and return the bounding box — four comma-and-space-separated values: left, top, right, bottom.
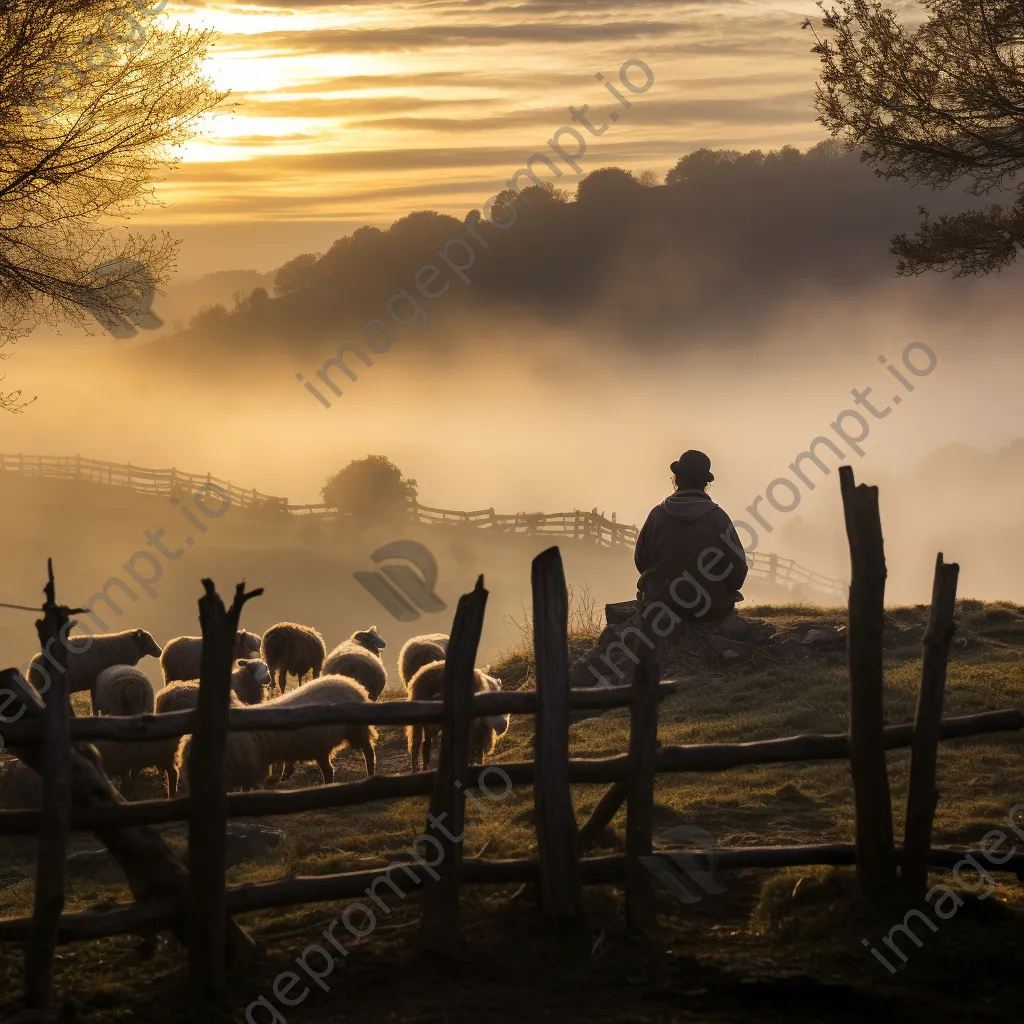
0, 453, 848, 596
0, 453, 636, 547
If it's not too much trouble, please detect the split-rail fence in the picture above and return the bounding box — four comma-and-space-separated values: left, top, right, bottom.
0, 452, 848, 597
1, 468, 1014, 1015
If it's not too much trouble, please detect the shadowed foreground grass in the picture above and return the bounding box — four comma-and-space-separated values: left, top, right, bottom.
1, 599, 1023, 1022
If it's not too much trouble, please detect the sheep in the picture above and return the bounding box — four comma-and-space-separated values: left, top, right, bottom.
26, 628, 161, 699
405, 661, 509, 771
93, 665, 156, 717
169, 660, 270, 706
95, 688, 248, 797
261, 622, 326, 694
160, 630, 262, 684
176, 675, 376, 792
1, 745, 104, 809
397, 633, 449, 691
0, 752, 41, 809
91, 664, 266, 797
320, 627, 387, 700
229, 658, 271, 705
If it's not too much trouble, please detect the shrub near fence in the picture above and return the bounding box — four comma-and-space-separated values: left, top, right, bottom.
3, 468, 1024, 1015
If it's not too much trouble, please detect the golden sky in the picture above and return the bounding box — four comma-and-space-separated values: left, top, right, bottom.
140, 0, 828, 269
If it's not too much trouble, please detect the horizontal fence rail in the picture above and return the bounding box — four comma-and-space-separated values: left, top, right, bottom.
0, 682, 679, 744
1, 706, 1019, 835
3, 843, 1024, 944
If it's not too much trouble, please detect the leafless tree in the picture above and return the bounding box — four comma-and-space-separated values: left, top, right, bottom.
809, 0, 1024, 276
0, 0, 225, 410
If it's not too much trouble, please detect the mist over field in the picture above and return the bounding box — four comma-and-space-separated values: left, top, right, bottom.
7, 148, 1024, 616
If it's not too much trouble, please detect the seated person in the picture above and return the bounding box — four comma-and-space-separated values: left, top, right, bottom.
634, 449, 748, 624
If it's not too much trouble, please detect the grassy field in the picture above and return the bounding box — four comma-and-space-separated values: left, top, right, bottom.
1, 599, 1023, 1023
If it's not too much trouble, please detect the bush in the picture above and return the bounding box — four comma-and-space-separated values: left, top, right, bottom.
321, 455, 417, 526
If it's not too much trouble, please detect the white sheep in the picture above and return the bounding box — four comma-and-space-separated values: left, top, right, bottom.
176, 675, 377, 791
26, 628, 161, 700
397, 632, 449, 691
93, 665, 156, 717
320, 627, 387, 700
160, 630, 262, 684
405, 661, 508, 771
93, 665, 265, 796
261, 622, 326, 693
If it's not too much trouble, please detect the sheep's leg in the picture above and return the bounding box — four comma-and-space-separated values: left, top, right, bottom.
276, 667, 287, 694
422, 730, 432, 770
281, 761, 295, 781
316, 754, 334, 786
361, 741, 375, 777
166, 766, 177, 797
409, 726, 422, 771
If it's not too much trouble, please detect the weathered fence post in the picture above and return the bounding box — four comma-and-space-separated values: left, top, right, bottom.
902, 553, 960, 902
839, 465, 897, 906
188, 579, 263, 998
625, 643, 660, 931
24, 561, 73, 1015
532, 547, 583, 924
420, 575, 488, 956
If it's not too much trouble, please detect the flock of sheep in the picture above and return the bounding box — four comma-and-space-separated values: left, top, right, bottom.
0, 623, 511, 808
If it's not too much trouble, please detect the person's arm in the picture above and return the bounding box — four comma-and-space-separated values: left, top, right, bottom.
634, 514, 653, 574
718, 515, 749, 589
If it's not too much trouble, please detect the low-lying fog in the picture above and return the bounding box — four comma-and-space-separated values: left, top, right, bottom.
5, 266, 1024, 612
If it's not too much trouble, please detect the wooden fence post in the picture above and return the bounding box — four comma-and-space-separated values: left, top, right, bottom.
902, 553, 960, 902
24, 561, 72, 1015
625, 644, 660, 931
420, 575, 488, 956
532, 547, 583, 924
839, 465, 897, 907
187, 579, 263, 998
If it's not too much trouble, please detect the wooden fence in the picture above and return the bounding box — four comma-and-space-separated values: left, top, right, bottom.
0, 453, 634, 547
0, 455, 851, 595
2, 466, 1024, 1014
745, 551, 848, 601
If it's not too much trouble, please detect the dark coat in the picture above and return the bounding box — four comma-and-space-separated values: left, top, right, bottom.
634, 489, 748, 621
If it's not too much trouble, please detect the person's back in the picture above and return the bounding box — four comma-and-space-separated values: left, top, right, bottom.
635, 450, 748, 623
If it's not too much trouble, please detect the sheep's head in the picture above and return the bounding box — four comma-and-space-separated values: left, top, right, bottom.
233, 659, 270, 705
237, 630, 263, 658
133, 629, 162, 659
354, 626, 386, 655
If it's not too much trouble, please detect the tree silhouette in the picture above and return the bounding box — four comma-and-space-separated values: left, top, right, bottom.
810, 0, 1024, 275
273, 253, 321, 296
0, 0, 225, 409
322, 455, 418, 527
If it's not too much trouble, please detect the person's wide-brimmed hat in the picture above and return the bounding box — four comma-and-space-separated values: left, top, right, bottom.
670, 450, 714, 483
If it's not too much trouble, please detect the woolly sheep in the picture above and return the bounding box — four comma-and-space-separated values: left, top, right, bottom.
261, 622, 326, 694
26, 628, 161, 699
320, 627, 387, 700
93, 665, 156, 717
96, 687, 247, 796
397, 633, 449, 691
165, 660, 270, 708
0, 744, 104, 810
405, 661, 508, 771
0, 752, 41, 810
176, 675, 376, 792
160, 630, 262, 684
93, 665, 266, 797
